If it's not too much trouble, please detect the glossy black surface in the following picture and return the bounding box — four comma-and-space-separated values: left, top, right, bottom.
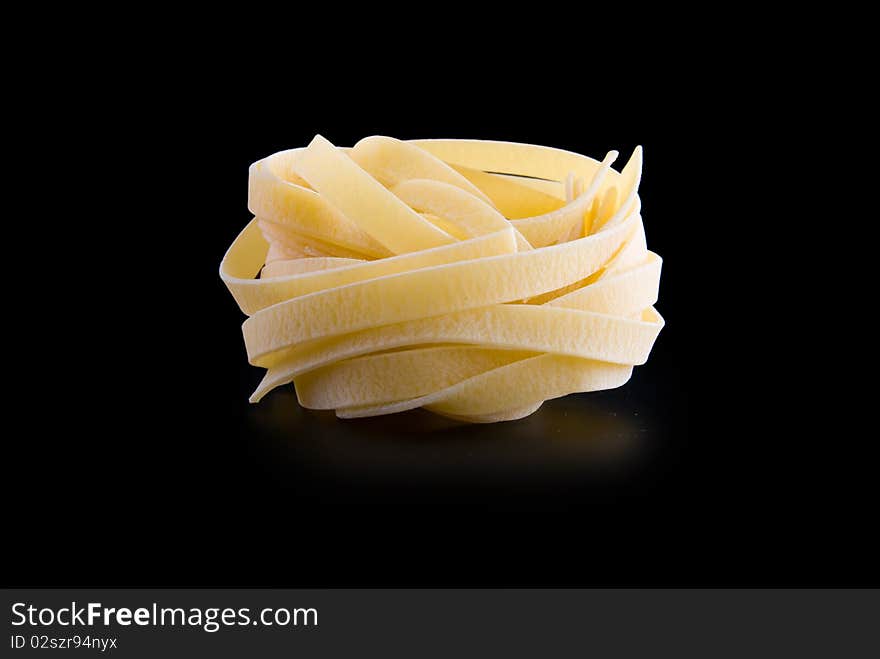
7, 54, 875, 587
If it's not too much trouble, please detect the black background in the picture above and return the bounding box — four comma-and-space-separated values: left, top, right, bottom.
6, 37, 873, 588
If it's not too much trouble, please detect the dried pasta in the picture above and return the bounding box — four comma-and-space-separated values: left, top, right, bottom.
220, 135, 663, 422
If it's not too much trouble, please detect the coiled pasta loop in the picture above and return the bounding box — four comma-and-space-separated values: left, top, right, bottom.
221, 136, 663, 422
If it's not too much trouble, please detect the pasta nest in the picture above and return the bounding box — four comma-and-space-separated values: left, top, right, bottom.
221, 136, 663, 423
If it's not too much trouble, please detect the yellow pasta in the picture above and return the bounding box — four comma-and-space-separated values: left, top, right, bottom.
220, 135, 664, 422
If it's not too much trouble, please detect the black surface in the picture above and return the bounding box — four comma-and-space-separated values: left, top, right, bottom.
6, 45, 874, 587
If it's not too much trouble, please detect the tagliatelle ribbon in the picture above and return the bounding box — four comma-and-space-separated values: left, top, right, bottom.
221, 135, 664, 423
